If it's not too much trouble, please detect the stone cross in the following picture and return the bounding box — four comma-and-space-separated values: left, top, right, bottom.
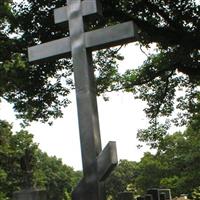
28, 0, 138, 200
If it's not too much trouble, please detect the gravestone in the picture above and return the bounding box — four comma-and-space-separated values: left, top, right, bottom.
159, 189, 172, 200
137, 196, 145, 200
118, 192, 134, 200
13, 189, 47, 200
160, 193, 166, 200
13, 149, 47, 200
28, 0, 138, 200
147, 189, 172, 200
145, 194, 153, 200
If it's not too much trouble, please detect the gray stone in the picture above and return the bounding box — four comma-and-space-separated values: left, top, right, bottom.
54, 0, 102, 24
147, 189, 160, 200
97, 142, 118, 181
159, 189, 172, 200
28, 21, 137, 63
160, 193, 166, 200
13, 189, 46, 200
137, 196, 145, 200
146, 189, 172, 200
118, 192, 134, 200
145, 194, 153, 200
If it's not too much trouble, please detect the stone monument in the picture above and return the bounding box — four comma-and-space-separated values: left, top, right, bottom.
118, 192, 134, 200
13, 189, 46, 200
146, 189, 172, 200
13, 149, 47, 200
28, 0, 138, 200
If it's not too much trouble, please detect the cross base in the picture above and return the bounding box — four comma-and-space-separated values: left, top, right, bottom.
72, 142, 117, 200
72, 177, 105, 200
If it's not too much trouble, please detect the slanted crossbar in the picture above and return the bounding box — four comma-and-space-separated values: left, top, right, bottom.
28, 22, 137, 63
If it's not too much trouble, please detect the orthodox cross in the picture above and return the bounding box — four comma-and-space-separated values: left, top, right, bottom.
28, 0, 138, 200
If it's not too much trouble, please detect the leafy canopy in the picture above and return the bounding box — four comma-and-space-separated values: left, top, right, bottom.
0, 0, 199, 136
0, 120, 81, 200
106, 117, 200, 198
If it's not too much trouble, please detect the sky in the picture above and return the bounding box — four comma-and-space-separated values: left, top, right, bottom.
1, 0, 186, 170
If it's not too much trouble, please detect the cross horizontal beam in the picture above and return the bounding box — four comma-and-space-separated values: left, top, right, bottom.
28, 21, 138, 63
97, 141, 117, 181
28, 37, 71, 63
54, 0, 102, 24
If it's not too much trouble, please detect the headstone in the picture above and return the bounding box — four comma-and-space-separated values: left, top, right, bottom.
118, 192, 134, 200
159, 189, 172, 200
20, 149, 35, 189
13, 189, 47, 200
145, 194, 153, 200
28, 0, 138, 200
147, 189, 159, 200
13, 148, 47, 200
147, 189, 172, 200
160, 193, 166, 200
137, 196, 145, 200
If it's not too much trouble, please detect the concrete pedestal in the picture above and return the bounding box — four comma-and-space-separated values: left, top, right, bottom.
13, 189, 47, 200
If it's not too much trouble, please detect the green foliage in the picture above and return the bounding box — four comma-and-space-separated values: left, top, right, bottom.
94, 48, 123, 97
106, 160, 138, 200
2, 119, 197, 199
0, 120, 81, 200
192, 186, 200, 200
105, 118, 200, 198
0, 0, 126, 125
0, 0, 199, 162
34, 151, 82, 200
1, 1, 200, 197
101, 0, 200, 141
136, 118, 200, 197
0, 120, 21, 197
0, 0, 199, 131
126, 50, 200, 145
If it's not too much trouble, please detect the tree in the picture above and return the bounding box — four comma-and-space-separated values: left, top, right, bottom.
106, 160, 138, 200
139, 118, 200, 197
127, 113, 200, 197
0, 0, 124, 125
1, 0, 199, 132
134, 152, 164, 195
0, 120, 81, 200
0, 120, 38, 198
0, 120, 14, 199
34, 151, 82, 200
108, 0, 200, 142
192, 186, 200, 200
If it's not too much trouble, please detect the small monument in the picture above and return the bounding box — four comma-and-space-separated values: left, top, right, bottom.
146, 189, 172, 200
13, 149, 47, 200
28, 0, 138, 200
118, 192, 134, 200
13, 190, 47, 200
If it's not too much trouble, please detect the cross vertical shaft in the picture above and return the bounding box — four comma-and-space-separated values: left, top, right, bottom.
68, 1, 105, 199
28, 0, 139, 199
68, 0, 102, 177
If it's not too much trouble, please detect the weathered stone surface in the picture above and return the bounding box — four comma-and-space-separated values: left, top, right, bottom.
145, 194, 153, 200
54, 0, 102, 24
118, 192, 134, 200
13, 189, 47, 200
